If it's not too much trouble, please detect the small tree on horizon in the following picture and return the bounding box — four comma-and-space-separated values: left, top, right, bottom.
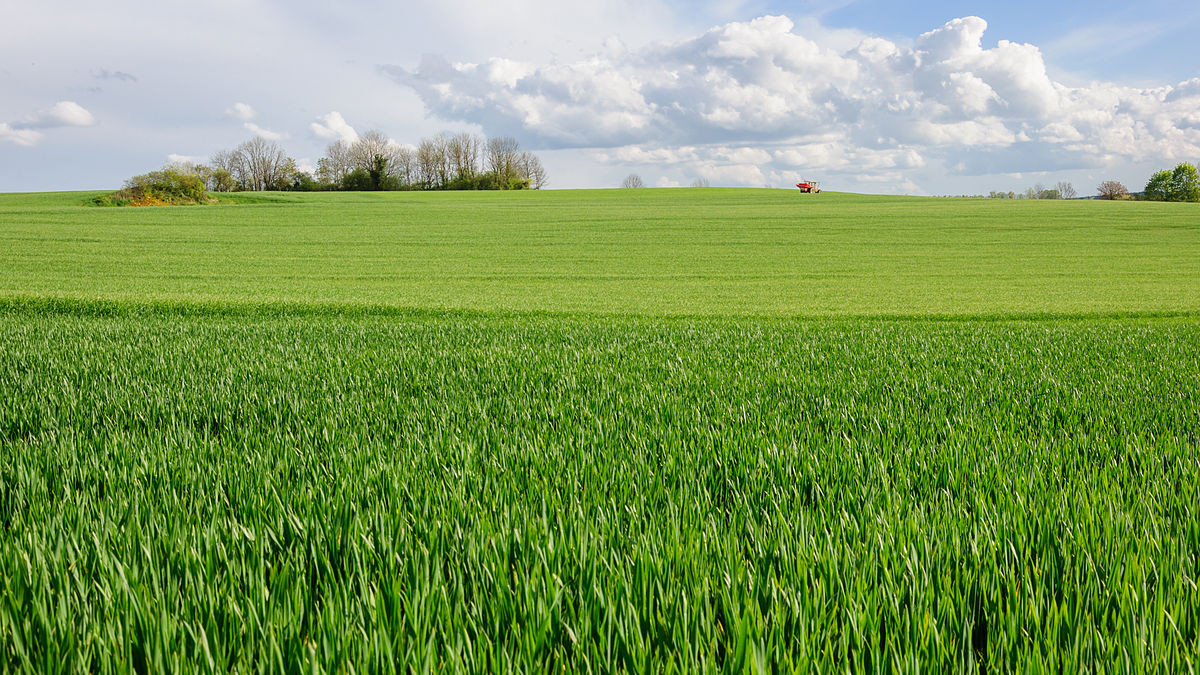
1097, 180, 1129, 200
1144, 170, 1172, 201
1170, 163, 1200, 202
622, 174, 645, 189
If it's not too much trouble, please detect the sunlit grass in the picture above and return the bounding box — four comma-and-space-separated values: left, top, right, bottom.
1, 189, 1198, 317
2, 310, 1198, 671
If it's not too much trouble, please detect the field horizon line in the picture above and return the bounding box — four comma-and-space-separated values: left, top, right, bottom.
2, 294, 1197, 325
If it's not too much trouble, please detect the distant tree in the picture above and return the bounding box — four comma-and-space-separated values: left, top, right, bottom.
691, 177, 710, 188
373, 155, 402, 190
317, 141, 354, 185
1055, 181, 1076, 199
341, 168, 374, 191
349, 130, 394, 172
445, 132, 482, 181
487, 136, 522, 187
1031, 183, 1064, 199
1170, 162, 1200, 202
622, 174, 645, 189
1022, 186, 1037, 200
267, 157, 301, 191
287, 171, 322, 192
164, 161, 220, 193
222, 137, 292, 191
368, 155, 388, 190
208, 168, 236, 193
516, 151, 547, 189
390, 145, 417, 185
209, 149, 244, 190
1097, 180, 1129, 200
1144, 170, 1172, 201
417, 136, 447, 187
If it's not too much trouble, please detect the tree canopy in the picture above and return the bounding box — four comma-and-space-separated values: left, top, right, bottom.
1142, 163, 1199, 202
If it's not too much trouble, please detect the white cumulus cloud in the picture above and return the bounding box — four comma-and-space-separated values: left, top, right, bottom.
243, 122, 284, 141
226, 102, 256, 121
0, 123, 44, 147
1, 101, 94, 146
23, 101, 96, 128
225, 103, 284, 140
386, 14, 1200, 187
310, 111, 359, 145
166, 153, 207, 166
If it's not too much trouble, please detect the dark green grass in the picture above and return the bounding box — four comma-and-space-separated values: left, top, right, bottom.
2, 189, 1198, 317
2, 310, 1198, 671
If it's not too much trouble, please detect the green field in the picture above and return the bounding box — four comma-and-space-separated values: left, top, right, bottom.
2, 189, 1198, 317
1, 190, 1199, 671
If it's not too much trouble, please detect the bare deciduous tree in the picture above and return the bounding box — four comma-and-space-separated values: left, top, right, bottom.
487, 136, 521, 186
691, 177, 710, 188
390, 145, 417, 184
1055, 181, 1076, 199
213, 137, 293, 191
210, 149, 243, 186
417, 136, 448, 187
446, 132, 482, 180
317, 141, 354, 185
622, 174, 645, 189
1097, 180, 1129, 200
516, 151, 546, 189
240, 137, 293, 191
349, 130, 401, 173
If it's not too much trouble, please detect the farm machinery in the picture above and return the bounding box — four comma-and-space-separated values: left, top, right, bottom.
795, 179, 821, 193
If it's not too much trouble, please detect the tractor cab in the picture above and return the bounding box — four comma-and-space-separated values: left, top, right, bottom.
795, 180, 821, 193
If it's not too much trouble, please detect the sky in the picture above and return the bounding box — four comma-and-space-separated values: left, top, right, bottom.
2, 0, 1198, 195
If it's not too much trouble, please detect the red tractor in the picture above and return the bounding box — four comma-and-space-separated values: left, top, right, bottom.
795, 179, 821, 193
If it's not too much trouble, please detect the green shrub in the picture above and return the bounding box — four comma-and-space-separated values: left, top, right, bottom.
95, 167, 214, 206
340, 168, 375, 191
286, 171, 325, 192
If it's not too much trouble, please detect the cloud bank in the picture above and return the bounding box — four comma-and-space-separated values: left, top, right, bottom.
387, 15, 1200, 187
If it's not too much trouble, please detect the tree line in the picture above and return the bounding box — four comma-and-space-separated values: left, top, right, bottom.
312, 132, 546, 191
621, 174, 709, 188
178, 132, 548, 194
984, 182, 1077, 200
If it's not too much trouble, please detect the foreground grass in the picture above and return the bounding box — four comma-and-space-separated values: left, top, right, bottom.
2, 308, 1198, 671
1, 189, 1198, 317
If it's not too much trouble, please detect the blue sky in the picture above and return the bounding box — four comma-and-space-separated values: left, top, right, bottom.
812, 0, 1200, 82
2, 0, 1197, 195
